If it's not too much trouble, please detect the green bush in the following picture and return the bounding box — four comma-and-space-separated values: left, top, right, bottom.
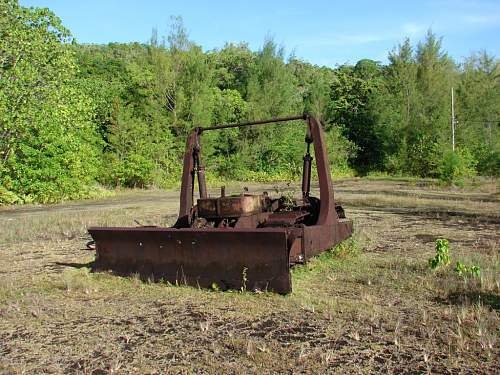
477, 149, 500, 177
0, 186, 22, 205
404, 136, 442, 178
438, 148, 477, 186
428, 239, 481, 281
454, 262, 481, 278
428, 238, 451, 269
107, 154, 156, 188
1, 2, 102, 203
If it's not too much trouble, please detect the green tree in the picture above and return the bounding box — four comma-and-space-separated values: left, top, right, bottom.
408, 31, 455, 176
376, 38, 418, 172
0, 0, 101, 202
288, 59, 332, 118
456, 51, 500, 176
374, 32, 458, 177
209, 42, 255, 97
324, 63, 381, 173
241, 38, 304, 177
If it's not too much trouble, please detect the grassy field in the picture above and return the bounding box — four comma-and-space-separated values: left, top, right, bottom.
0, 178, 499, 373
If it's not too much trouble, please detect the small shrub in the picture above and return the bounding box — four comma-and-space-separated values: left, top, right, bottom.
107, 153, 155, 188
438, 148, 477, 186
332, 237, 359, 258
0, 186, 22, 205
474, 145, 500, 177
428, 239, 482, 285
454, 261, 467, 277
454, 262, 481, 279
428, 238, 450, 269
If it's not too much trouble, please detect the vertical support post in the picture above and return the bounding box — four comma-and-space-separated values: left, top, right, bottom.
194, 130, 207, 199
308, 116, 337, 225
301, 142, 312, 199
175, 130, 198, 227
197, 164, 207, 199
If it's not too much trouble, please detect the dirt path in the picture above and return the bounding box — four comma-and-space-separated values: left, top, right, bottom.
1, 179, 497, 220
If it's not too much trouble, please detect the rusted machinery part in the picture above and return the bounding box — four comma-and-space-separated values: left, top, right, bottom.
175, 114, 336, 228
88, 114, 354, 294
197, 114, 308, 132
88, 219, 353, 293
89, 227, 293, 293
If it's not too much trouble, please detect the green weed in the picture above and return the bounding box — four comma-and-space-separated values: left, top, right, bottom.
454, 262, 481, 279
241, 267, 248, 292
428, 239, 451, 269
428, 239, 483, 287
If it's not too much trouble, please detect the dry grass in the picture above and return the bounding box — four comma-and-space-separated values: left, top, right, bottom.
0, 178, 498, 373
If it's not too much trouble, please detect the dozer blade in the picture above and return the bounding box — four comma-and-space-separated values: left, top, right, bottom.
88, 227, 292, 293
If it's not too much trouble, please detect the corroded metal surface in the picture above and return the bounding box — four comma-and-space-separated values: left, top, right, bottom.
88, 114, 353, 293
197, 195, 264, 219
89, 227, 292, 293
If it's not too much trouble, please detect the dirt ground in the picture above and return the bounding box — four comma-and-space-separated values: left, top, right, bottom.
0, 178, 498, 374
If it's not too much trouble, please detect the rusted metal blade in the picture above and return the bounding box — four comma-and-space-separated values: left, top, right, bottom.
88, 227, 292, 293
302, 220, 354, 260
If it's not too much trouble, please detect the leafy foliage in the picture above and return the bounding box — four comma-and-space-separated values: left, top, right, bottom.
438, 148, 477, 186
454, 262, 481, 279
428, 239, 481, 280
1, 3, 499, 204
1, 0, 101, 203
428, 239, 451, 269
456, 52, 500, 176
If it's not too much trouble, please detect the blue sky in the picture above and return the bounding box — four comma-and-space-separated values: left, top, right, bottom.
20, 0, 500, 67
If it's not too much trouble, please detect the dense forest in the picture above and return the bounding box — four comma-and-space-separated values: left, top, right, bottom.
1, 1, 499, 203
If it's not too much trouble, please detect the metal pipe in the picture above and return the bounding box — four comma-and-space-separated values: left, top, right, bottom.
199, 114, 308, 132
302, 150, 312, 198
193, 133, 208, 199
197, 165, 207, 199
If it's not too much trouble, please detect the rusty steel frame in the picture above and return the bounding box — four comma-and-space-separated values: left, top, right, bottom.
88, 114, 353, 293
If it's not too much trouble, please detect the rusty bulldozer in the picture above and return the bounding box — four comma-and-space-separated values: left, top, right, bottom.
88, 114, 353, 293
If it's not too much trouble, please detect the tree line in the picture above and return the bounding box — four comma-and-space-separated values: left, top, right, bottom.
1, 1, 499, 203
